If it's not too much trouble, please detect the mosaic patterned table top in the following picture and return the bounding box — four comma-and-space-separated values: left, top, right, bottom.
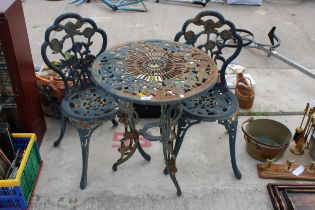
92, 40, 218, 105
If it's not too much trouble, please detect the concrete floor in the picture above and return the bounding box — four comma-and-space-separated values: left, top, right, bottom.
19, 0, 315, 209
31, 116, 314, 210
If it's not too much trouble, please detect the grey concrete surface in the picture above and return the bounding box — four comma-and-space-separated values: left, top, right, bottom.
18, 0, 315, 209
30, 116, 314, 210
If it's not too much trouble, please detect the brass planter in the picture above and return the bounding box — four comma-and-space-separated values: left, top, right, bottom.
242, 118, 292, 161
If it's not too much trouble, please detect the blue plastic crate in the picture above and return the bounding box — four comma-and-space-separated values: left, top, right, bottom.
0, 133, 41, 210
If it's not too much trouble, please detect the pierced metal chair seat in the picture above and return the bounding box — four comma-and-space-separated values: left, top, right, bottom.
62, 86, 116, 121
41, 13, 118, 189
168, 11, 243, 179
182, 84, 239, 121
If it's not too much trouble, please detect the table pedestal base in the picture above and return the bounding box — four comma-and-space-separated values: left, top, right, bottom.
112, 103, 183, 195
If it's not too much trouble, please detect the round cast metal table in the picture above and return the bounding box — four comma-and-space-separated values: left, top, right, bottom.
92, 40, 218, 196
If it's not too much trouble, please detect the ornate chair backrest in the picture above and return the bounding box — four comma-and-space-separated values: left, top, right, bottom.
174, 11, 243, 86
41, 13, 107, 96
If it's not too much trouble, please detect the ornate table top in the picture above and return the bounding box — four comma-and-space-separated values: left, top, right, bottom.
92, 40, 218, 105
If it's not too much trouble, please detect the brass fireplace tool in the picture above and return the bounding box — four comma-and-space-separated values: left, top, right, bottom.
256, 101, 315, 180
290, 102, 315, 155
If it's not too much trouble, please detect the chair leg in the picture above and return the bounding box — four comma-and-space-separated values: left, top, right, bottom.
71, 122, 102, 190
219, 118, 242, 179
164, 117, 201, 175
53, 111, 67, 147
73, 125, 98, 189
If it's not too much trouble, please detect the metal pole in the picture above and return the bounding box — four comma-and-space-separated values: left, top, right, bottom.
257, 46, 315, 79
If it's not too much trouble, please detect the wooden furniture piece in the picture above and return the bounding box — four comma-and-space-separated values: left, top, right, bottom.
267, 183, 315, 210
257, 162, 315, 181
0, 0, 46, 143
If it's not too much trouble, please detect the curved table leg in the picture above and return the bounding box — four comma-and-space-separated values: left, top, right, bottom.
112, 102, 150, 171
164, 117, 201, 175
112, 135, 150, 171
160, 105, 183, 196
111, 118, 119, 127
136, 140, 151, 161
163, 141, 182, 196
112, 137, 137, 171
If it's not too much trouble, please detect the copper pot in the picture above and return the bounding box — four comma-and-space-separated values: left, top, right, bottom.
242, 117, 292, 161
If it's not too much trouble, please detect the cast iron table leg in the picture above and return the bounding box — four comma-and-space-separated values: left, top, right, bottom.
160, 105, 182, 196
112, 102, 151, 171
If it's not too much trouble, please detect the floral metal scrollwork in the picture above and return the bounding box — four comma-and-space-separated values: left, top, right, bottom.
182, 85, 238, 120
67, 87, 116, 118
42, 13, 107, 91
112, 102, 151, 171
93, 40, 218, 105
174, 11, 243, 85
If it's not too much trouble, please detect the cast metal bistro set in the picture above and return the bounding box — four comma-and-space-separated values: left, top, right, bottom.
41, 11, 243, 196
